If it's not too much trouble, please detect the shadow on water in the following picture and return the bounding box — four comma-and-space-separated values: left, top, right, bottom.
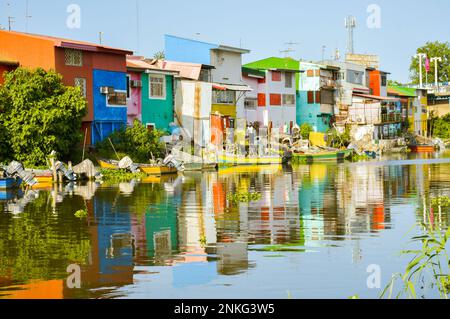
0, 152, 449, 298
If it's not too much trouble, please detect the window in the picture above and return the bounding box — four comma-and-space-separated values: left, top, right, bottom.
283, 94, 295, 106
245, 98, 258, 109
149, 74, 166, 99
307, 70, 315, 77
126, 75, 131, 99
147, 123, 156, 132
199, 69, 211, 82
315, 91, 321, 103
381, 75, 387, 87
258, 93, 266, 107
64, 49, 83, 66
270, 94, 282, 106
74, 78, 86, 97
107, 90, 127, 106
321, 89, 334, 104
285, 72, 293, 88
307, 91, 314, 104
347, 70, 363, 85
212, 90, 235, 105
272, 71, 281, 82
315, 69, 321, 77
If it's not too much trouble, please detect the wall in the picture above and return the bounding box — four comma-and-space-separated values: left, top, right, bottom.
92, 69, 127, 144
211, 50, 244, 85
0, 31, 56, 70
141, 73, 174, 132
241, 75, 259, 123
165, 35, 218, 65
126, 71, 142, 125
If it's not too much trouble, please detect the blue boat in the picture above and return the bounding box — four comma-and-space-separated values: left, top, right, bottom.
0, 178, 19, 190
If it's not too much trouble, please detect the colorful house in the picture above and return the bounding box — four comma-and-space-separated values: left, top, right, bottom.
242, 57, 299, 130
387, 86, 417, 133
126, 56, 178, 132
0, 30, 133, 145
298, 62, 340, 132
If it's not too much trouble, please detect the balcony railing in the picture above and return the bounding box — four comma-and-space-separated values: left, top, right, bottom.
381, 113, 403, 123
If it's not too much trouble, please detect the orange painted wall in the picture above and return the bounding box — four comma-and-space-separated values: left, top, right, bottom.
0, 31, 56, 70
369, 70, 381, 96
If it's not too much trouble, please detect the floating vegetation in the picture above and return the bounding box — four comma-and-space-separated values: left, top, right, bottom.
74, 209, 88, 218
100, 169, 146, 182
227, 192, 262, 204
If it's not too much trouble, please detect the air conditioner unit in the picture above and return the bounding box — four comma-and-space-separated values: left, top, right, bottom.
131, 80, 142, 88
100, 86, 114, 94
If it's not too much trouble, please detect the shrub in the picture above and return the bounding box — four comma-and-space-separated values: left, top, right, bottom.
95, 120, 165, 163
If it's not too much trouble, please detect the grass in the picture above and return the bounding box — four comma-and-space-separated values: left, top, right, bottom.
380, 196, 450, 299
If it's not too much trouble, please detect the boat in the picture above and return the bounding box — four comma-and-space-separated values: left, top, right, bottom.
138, 165, 178, 176
292, 149, 354, 163
408, 145, 436, 153
98, 159, 120, 169
218, 154, 282, 168
0, 178, 19, 190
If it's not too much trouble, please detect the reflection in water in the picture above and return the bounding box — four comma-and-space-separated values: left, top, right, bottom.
0, 154, 449, 299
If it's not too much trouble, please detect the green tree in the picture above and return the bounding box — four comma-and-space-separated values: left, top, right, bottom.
299, 123, 314, 140
410, 41, 450, 85
153, 51, 165, 60
96, 119, 165, 163
388, 80, 404, 86
0, 68, 87, 166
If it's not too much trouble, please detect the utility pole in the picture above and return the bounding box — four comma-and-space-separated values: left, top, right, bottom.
321, 45, 326, 62
415, 53, 427, 88
431, 57, 442, 90
7, 16, 15, 31
345, 16, 356, 54
25, 0, 32, 32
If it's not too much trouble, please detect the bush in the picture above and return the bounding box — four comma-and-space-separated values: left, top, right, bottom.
328, 127, 351, 148
0, 68, 87, 166
431, 114, 450, 139
95, 120, 165, 163
299, 123, 314, 140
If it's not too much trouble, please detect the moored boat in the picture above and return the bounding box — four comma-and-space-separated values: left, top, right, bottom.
292, 149, 353, 163
0, 178, 19, 190
138, 165, 179, 176
218, 154, 282, 168
408, 145, 436, 153
98, 159, 120, 169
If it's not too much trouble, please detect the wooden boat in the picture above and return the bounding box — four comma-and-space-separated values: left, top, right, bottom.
292, 149, 353, 163
98, 159, 120, 169
218, 154, 282, 168
0, 178, 19, 190
408, 145, 436, 153
139, 165, 178, 176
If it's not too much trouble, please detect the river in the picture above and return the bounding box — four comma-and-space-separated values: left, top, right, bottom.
0, 152, 449, 299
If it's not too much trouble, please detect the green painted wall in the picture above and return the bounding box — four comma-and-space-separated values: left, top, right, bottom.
141, 73, 174, 132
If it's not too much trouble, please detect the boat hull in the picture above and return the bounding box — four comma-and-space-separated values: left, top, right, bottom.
292, 149, 353, 163
0, 178, 18, 190
139, 166, 178, 176
408, 145, 436, 153
218, 154, 282, 168
98, 159, 120, 169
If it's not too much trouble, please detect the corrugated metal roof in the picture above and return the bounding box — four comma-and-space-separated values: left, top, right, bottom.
161, 60, 203, 80
353, 93, 399, 101
388, 86, 417, 97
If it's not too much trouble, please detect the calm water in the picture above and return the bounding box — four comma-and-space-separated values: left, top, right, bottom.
0, 152, 449, 299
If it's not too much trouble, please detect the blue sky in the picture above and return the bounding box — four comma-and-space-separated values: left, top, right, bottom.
1, 0, 449, 83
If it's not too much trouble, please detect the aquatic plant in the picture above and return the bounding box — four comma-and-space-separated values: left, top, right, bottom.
380, 196, 450, 299
227, 192, 262, 204
100, 169, 147, 182
74, 209, 88, 218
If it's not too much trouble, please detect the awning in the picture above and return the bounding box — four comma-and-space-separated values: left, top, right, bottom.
213, 84, 227, 91
353, 93, 400, 102
223, 84, 252, 92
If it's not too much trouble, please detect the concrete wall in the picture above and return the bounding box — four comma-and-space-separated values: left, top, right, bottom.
126, 71, 142, 126
92, 69, 128, 144
165, 35, 218, 65
211, 50, 244, 85
141, 73, 174, 132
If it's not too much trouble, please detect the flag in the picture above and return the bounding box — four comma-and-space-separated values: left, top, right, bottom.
425, 57, 430, 72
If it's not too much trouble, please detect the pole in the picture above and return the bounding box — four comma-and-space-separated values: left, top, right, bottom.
82, 128, 88, 162
108, 138, 120, 160
431, 57, 442, 89
415, 53, 426, 88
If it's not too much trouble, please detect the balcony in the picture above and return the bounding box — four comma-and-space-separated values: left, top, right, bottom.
381, 113, 403, 123
320, 78, 337, 89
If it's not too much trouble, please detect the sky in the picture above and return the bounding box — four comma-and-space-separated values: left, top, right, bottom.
1, 0, 449, 83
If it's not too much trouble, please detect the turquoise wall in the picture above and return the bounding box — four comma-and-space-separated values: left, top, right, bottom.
296, 92, 331, 133
141, 73, 174, 132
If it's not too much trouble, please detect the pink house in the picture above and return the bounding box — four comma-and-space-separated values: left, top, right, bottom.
126, 56, 145, 125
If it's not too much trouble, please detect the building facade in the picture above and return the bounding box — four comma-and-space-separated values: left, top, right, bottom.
0, 30, 132, 145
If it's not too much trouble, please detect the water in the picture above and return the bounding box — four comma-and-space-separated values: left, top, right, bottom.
0, 152, 449, 299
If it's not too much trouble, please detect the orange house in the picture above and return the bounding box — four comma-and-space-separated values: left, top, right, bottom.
368, 69, 389, 97
0, 30, 133, 145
